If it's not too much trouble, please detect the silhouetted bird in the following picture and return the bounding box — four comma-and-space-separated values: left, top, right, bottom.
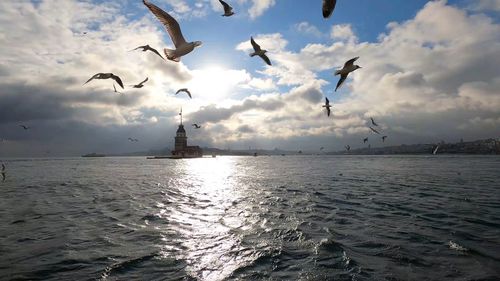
176, 88, 192, 99
320, 147, 324, 151
128, 138, 139, 142
382, 135, 387, 142
335, 57, 361, 91
84, 73, 124, 89
219, 0, 234, 16
322, 0, 337, 18
369, 126, 381, 134
1, 163, 5, 182
322, 97, 332, 116
131, 44, 165, 60
19, 125, 29, 130
363, 137, 368, 143
370, 117, 379, 127
131, 77, 148, 88
143, 0, 202, 62
192, 124, 201, 129
345, 145, 351, 152
250, 37, 271, 66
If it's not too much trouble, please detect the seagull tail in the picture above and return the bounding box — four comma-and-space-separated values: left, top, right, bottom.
164, 48, 180, 62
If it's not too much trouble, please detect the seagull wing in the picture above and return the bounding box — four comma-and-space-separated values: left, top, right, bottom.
219, 0, 232, 13
111, 74, 124, 89
322, 0, 337, 19
325, 97, 330, 106
335, 73, 348, 91
84, 73, 100, 85
140, 77, 149, 86
250, 37, 261, 52
259, 54, 272, 66
186, 89, 192, 99
370, 127, 380, 134
1, 172, 4, 181
148, 46, 165, 60
371, 117, 378, 126
130, 45, 146, 51
1, 164, 5, 172
143, 0, 187, 48
344, 56, 359, 68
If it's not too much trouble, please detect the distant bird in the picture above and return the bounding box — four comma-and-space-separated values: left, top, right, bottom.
433, 145, 440, 155
250, 37, 271, 66
128, 138, 139, 142
363, 137, 368, 143
130, 44, 165, 60
322, 0, 337, 18
130, 77, 149, 88
176, 88, 192, 99
1, 163, 5, 182
322, 97, 332, 116
219, 0, 234, 17
192, 124, 201, 129
370, 117, 379, 127
369, 126, 381, 134
113, 84, 123, 94
382, 135, 387, 142
143, 0, 202, 62
19, 125, 29, 130
334, 57, 361, 91
320, 147, 324, 151
84, 73, 124, 89
345, 145, 351, 152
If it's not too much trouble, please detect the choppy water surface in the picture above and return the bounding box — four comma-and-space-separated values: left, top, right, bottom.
1, 155, 499, 280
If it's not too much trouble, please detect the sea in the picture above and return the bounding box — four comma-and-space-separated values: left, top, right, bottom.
0, 155, 499, 281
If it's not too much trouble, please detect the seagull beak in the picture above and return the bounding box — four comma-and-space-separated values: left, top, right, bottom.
194, 41, 202, 47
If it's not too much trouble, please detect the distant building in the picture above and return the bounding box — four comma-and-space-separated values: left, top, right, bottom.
171, 110, 202, 158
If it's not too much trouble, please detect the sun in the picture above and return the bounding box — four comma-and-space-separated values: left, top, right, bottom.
187, 65, 249, 102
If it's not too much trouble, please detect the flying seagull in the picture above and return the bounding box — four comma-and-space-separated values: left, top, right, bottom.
113, 84, 123, 94
322, 97, 332, 116
84, 73, 124, 89
345, 145, 351, 152
219, 0, 234, 16
143, 0, 202, 62
19, 125, 29, 130
322, 0, 337, 19
250, 37, 271, 66
363, 137, 368, 143
382, 135, 387, 142
1, 163, 5, 182
369, 126, 381, 135
131, 44, 165, 60
334, 57, 361, 91
320, 147, 324, 151
176, 88, 192, 99
192, 124, 201, 129
370, 117, 379, 127
130, 77, 149, 88
128, 138, 139, 142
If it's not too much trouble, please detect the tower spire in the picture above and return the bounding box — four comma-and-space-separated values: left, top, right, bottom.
179, 107, 183, 125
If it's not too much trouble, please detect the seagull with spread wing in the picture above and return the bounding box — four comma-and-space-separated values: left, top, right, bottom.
250, 37, 271, 66
131, 77, 149, 88
130, 44, 165, 60
143, 0, 202, 62
192, 124, 201, 129
19, 125, 30, 130
334, 57, 361, 91
382, 136, 387, 142
1, 163, 5, 182
322, 0, 337, 18
322, 97, 332, 116
176, 88, 192, 99
370, 117, 379, 127
363, 137, 368, 143
84, 73, 124, 89
219, 0, 234, 16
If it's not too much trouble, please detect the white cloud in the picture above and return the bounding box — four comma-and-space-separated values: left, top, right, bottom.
469, 0, 500, 12
330, 24, 357, 43
294, 22, 322, 38
247, 0, 276, 19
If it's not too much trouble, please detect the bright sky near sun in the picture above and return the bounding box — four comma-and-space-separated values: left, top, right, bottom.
0, 0, 499, 156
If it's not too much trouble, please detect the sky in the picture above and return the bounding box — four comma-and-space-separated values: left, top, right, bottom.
0, 0, 499, 157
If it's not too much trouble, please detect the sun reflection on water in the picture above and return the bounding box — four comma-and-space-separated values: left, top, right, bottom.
157, 157, 250, 280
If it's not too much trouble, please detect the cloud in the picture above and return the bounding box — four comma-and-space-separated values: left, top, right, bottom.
469, 0, 500, 12
294, 22, 322, 38
330, 24, 357, 43
247, 0, 276, 19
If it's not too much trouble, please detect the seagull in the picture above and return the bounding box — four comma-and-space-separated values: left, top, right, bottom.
363, 137, 368, 143
176, 88, 192, 99
322, 97, 332, 116
113, 84, 123, 94
192, 124, 201, 129
128, 138, 139, 142
334, 57, 361, 91
322, 0, 337, 19
130, 44, 165, 60
143, 0, 202, 62
250, 37, 271, 66
369, 126, 381, 134
1, 163, 5, 182
345, 145, 350, 152
370, 117, 379, 127
84, 73, 124, 89
320, 147, 324, 151
219, 0, 235, 17
130, 77, 149, 88
382, 135, 387, 142
19, 125, 29, 130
